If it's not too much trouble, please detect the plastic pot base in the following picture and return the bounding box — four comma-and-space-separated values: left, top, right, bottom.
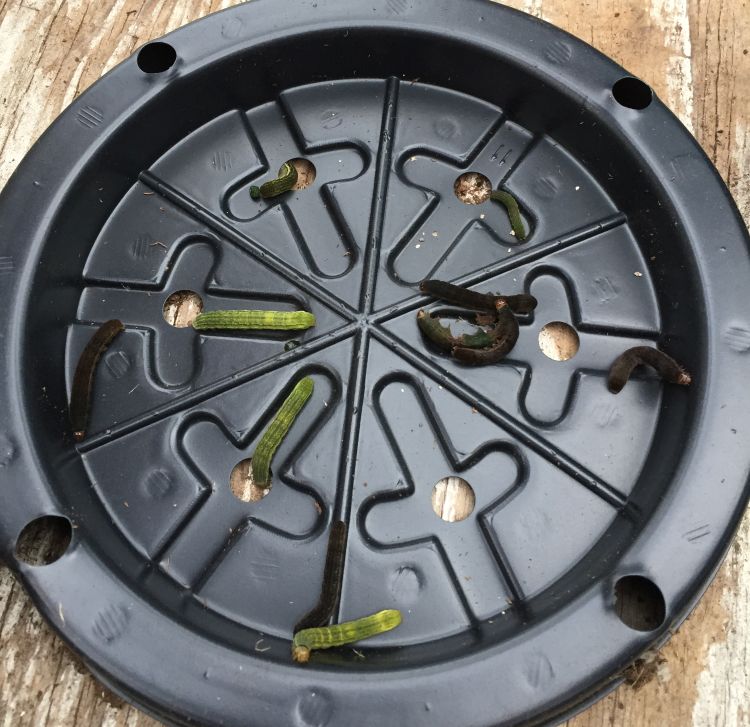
1, 2, 749, 726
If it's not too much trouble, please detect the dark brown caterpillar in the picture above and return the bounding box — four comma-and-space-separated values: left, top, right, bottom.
69, 320, 125, 442
294, 521, 347, 633
419, 279, 537, 314
607, 346, 692, 394
452, 302, 519, 364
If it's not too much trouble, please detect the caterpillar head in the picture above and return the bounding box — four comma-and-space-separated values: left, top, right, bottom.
292, 645, 311, 664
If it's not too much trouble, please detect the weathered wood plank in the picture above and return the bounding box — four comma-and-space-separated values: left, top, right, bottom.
0, 0, 747, 724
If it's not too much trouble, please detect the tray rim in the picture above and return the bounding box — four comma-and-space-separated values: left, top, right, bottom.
1, 0, 749, 725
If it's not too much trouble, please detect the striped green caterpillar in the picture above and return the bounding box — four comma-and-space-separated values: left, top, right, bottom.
192, 310, 315, 331
420, 279, 537, 314
608, 346, 691, 394
490, 189, 527, 241
252, 377, 314, 489
69, 319, 124, 442
292, 609, 402, 663
250, 161, 298, 200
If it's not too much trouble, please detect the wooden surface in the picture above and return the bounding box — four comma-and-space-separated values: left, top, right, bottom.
0, 0, 748, 724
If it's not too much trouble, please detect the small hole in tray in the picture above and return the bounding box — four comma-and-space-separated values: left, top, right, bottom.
454, 172, 491, 205
431, 477, 475, 522
137, 42, 177, 74
614, 575, 666, 631
230, 458, 272, 502
15, 516, 72, 566
538, 322, 580, 361
612, 77, 653, 110
289, 158, 317, 190
163, 290, 203, 328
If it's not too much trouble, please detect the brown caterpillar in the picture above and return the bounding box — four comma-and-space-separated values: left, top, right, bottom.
294, 521, 347, 633
69, 320, 125, 442
607, 346, 691, 394
419, 279, 537, 314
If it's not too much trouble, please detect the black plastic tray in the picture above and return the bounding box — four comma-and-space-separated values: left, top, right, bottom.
1, 1, 749, 725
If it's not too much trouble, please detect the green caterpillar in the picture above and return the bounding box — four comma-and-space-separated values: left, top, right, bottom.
490, 189, 527, 241
192, 310, 315, 331
250, 161, 298, 200
417, 303, 520, 365
416, 310, 496, 350
292, 609, 402, 663
252, 377, 314, 489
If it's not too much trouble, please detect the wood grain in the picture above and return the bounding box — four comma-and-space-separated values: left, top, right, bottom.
0, 0, 748, 725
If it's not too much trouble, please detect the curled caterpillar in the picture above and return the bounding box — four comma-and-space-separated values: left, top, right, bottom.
417, 304, 519, 364
252, 377, 314, 489
292, 609, 402, 664
490, 189, 527, 241
192, 310, 315, 331
69, 320, 125, 442
417, 309, 495, 351
294, 521, 347, 633
451, 303, 519, 364
419, 279, 537, 314
607, 346, 692, 394
250, 161, 298, 200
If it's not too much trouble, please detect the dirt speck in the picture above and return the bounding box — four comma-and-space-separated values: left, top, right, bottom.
622, 651, 666, 690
